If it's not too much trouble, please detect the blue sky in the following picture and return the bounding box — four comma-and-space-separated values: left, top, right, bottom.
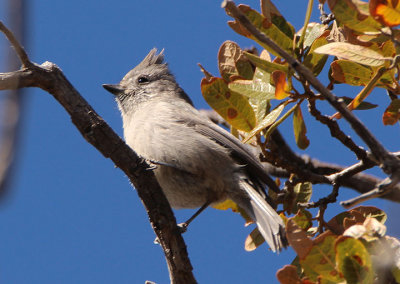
0, 1, 399, 283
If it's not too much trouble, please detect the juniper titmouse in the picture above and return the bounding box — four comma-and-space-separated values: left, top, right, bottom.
103, 49, 287, 252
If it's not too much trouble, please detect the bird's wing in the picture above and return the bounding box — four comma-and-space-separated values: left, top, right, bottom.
190, 118, 280, 193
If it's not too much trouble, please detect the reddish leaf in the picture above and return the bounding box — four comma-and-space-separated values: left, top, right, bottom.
276, 265, 302, 284
383, 99, 400, 125
286, 218, 313, 259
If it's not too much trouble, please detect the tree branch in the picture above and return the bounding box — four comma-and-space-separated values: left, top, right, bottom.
308, 99, 371, 163
0, 22, 196, 284
199, 109, 400, 203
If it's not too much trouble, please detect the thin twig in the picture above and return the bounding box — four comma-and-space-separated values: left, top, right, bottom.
308, 99, 371, 163
222, 0, 400, 177
341, 176, 400, 209
0, 21, 31, 68
316, 204, 327, 234
299, 184, 339, 209
327, 160, 370, 183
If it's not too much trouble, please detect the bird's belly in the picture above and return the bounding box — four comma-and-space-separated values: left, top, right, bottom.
153, 165, 228, 209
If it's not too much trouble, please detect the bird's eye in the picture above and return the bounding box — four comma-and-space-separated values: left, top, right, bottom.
137, 76, 149, 84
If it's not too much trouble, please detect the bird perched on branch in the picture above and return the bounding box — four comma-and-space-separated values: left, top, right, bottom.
103, 49, 287, 252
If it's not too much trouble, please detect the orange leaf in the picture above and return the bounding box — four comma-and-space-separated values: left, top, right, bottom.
383, 99, 400, 125
272, 70, 290, 99
370, 0, 400, 27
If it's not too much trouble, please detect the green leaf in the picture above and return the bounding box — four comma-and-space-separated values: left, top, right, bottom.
264, 101, 300, 139
235, 55, 254, 80
244, 51, 289, 73
394, 267, 400, 283
303, 31, 329, 76
295, 182, 312, 206
260, 0, 295, 39
249, 92, 270, 124
293, 105, 310, 150
300, 232, 344, 282
330, 60, 395, 86
243, 103, 286, 142
228, 5, 293, 57
292, 209, 313, 231
228, 79, 275, 100
327, 0, 383, 33
201, 77, 256, 131
314, 42, 390, 67
302, 23, 328, 49
335, 237, 374, 284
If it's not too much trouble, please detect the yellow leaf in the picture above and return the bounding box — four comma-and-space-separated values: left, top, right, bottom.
314, 42, 390, 67
201, 77, 256, 132
328, 0, 383, 33
301, 232, 344, 282
212, 199, 240, 211
370, 0, 400, 27
242, 103, 286, 143
228, 5, 293, 57
293, 105, 310, 150
335, 236, 374, 284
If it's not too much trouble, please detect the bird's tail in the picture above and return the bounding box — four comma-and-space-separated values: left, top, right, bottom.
236, 180, 288, 252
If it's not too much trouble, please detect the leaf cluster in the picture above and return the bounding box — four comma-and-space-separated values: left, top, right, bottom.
201, 0, 400, 282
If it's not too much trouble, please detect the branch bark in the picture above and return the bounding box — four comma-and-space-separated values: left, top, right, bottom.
0, 22, 196, 284
199, 110, 400, 203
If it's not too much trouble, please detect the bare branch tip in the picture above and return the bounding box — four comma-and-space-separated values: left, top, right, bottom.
0, 21, 32, 68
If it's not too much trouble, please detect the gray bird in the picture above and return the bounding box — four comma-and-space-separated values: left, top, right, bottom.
103, 49, 287, 252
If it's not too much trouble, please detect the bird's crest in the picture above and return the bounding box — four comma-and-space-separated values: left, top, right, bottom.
137, 48, 165, 68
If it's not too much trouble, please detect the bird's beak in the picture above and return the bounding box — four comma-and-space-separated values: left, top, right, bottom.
102, 84, 124, 96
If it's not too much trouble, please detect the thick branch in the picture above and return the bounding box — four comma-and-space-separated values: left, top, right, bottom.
267, 157, 400, 203
0, 25, 196, 283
